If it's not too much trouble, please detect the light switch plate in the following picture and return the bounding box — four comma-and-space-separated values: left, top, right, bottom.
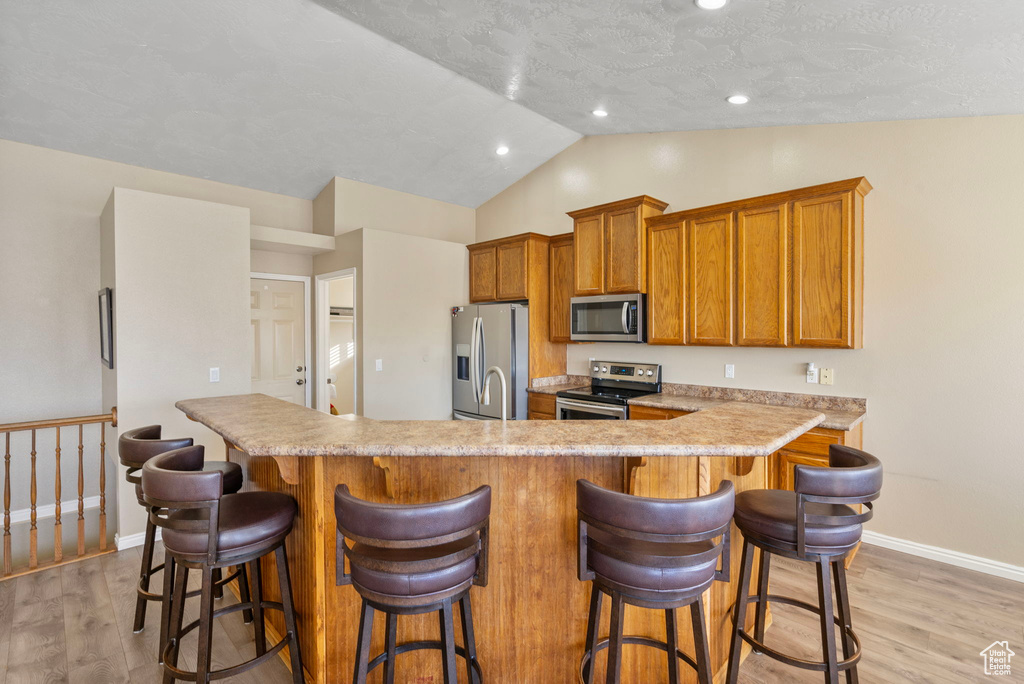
375, 359, 383, 372
209, 367, 220, 383
820, 368, 834, 385
725, 364, 735, 379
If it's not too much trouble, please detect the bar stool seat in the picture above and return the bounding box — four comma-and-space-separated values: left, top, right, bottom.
162, 491, 297, 559
734, 489, 862, 553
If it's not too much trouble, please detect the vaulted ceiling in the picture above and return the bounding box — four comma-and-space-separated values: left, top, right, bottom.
2, 0, 1023, 208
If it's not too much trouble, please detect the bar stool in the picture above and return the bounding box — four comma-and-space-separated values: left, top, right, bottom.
118, 425, 250, 650
725, 445, 882, 684
334, 484, 491, 684
142, 445, 304, 684
576, 479, 735, 684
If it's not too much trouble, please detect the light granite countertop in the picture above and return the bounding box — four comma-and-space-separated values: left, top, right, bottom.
528, 381, 866, 431
176, 394, 825, 459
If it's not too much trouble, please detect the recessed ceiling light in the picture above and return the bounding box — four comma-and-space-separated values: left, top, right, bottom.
592, 109, 608, 117
695, 0, 728, 9
727, 94, 749, 105
495, 145, 509, 156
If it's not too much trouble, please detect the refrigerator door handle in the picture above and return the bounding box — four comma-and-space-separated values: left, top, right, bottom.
470, 316, 480, 401
477, 317, 487, 401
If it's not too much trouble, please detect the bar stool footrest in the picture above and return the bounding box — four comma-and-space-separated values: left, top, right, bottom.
580, 635, 701, 682
365, 640, 483, 680
737, 593, 861, 672
161, 600, 292, 682
137, 564, 243, 602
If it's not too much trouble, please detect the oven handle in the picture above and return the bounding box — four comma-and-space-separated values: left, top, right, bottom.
555, 398, 628, 419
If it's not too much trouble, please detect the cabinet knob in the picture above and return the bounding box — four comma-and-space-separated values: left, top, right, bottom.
296, 379, 305, 385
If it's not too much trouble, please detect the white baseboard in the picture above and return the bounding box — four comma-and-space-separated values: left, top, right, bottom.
115, 528, 161, 551
9, 495, 101, 525
862, 530, 1024, 584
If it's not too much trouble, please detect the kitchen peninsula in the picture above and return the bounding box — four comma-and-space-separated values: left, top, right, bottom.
178, 393, 826, 683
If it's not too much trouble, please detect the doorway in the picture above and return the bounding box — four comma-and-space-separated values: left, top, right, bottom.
250, 273, 311, 406
316, 268, 358, 415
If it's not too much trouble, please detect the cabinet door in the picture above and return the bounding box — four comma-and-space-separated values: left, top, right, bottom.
647, 221, 685, 345
737, 204, 788, 346
605, 207, 644, 293
687, 213, 734, 345
574, 214, 605, 295
549, 237, 574, 342
792, 192, 853, 348
774, 449, 830, 491
469, 245, 496, 302
496, 239, 528, 301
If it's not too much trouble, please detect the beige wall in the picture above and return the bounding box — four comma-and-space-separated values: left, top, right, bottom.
477, 115, 1024, 566
104, 188, 251, 539
251, 249, 312, 277
314, 176, 476, 243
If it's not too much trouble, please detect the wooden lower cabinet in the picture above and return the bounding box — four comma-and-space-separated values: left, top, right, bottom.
527, 393, 556, 419
628, 405, 692, 420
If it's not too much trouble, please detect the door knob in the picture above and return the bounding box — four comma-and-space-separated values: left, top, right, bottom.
296, 379, 305, 385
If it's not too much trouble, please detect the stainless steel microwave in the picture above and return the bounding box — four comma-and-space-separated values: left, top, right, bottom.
570, 294, 645, 343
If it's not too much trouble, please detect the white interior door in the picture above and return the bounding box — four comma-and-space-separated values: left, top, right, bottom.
251, 278, 306, 404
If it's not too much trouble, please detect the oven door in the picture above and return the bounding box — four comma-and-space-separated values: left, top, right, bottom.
555, 398, 628, 420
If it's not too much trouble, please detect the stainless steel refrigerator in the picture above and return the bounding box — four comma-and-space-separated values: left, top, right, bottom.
452, 302, 529, 420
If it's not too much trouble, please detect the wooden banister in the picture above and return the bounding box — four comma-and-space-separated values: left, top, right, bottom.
0, 408, 117, 579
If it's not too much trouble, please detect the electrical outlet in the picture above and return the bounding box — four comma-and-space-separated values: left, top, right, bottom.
375, 359, 383, 372
724, 364, 735, 379
806, 367, 819, 384
820, 368, 834, 385
209, 367, 220, 383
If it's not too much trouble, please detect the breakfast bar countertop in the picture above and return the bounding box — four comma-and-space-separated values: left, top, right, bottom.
176, 393, 824, 459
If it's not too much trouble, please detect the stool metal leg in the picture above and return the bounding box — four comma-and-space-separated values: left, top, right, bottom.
605, 591, 625, 684
249, 559, 266, 656
158, 556, 175, 663
383, 612, 397, 684
275, 545, 304, 684
212, 567, 223, 599
833, 560, 859, 684
583, 585, 603, 684
690, 598, 713, 684
665, 607, 680, 684
816, 558, 840, 684
353, 600, 374, 684
238, 563, 254, 624
459, 592, 479, 684
439, 598, 458, 684
754, 549, 771, 643
134, 515, 159, 632
196, 565, 216, 684
164, 563, 189, 684
726, 540, 755, 684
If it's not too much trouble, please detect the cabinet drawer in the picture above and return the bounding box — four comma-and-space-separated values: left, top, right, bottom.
528, 393, 556, 419
629, 405, 692, 420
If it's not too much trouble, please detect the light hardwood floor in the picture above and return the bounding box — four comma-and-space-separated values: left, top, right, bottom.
0, 543, 1020, 682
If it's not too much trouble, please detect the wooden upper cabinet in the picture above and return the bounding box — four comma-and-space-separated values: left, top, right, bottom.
496, 239, 528, 301
572, 214, 605, 295
569, 196, 668, 296
737, 204, 788, 346
548, 233, 574, 343
687, 212, 734, 345
468, 244, 497, 302
792, 191, 860, 348
647, 220, 686, 345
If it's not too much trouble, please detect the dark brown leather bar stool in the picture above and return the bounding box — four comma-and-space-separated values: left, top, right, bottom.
118, 425, 250, 649
334, 484, 491, 684
142, 445, 303, 684
576, 479, 735, 684
726, 445, 882, 684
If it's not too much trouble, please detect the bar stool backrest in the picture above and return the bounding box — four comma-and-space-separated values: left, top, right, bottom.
334, 484, 492, 587
575, 479, 735, 583
118, 425, 193, 472
793, 444, 882, 557
142, 445, 225, 564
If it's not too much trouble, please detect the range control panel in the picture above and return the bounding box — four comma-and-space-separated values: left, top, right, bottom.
589, 361, 662, 384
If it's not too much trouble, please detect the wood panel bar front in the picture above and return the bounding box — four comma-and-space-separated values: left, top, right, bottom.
229, 447, 765, 684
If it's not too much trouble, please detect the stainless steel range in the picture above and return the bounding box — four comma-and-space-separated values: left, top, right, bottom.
555, 361, 662, 420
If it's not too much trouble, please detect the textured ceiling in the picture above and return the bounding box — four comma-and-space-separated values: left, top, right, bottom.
0, 0, 580, 207
319, 0, 1024, 135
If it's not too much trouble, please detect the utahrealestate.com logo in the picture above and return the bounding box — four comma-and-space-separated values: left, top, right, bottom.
980, 641, 1015, 676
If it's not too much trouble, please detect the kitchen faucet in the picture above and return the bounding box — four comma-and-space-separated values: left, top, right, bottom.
481, 365, 508, 421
